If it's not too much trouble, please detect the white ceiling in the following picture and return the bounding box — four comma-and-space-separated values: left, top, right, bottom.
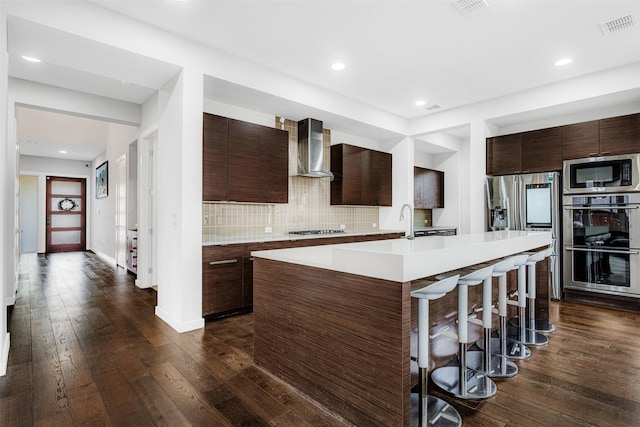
90, 0, 640, 118
6, 0, 640, 160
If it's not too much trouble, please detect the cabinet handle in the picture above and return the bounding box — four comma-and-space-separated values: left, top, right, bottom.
248, 257, 254, 261
588, 153, 599, 157
209, 259, 238, 266
600, 151, 610, 156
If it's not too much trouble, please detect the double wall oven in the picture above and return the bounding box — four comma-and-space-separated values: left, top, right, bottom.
563, 154, 640, 297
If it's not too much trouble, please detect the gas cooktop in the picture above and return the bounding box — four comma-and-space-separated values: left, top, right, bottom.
288, 229, 345, 235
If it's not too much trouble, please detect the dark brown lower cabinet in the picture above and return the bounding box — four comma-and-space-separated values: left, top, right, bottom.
202, 232, 404, 319
202, 254, 243, 317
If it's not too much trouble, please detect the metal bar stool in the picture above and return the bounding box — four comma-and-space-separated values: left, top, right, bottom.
469, 257, 519, 377
505, 250, 549, 346
411, 275, 462, 427
431, 265, 497, 400
509, 246, 556, 333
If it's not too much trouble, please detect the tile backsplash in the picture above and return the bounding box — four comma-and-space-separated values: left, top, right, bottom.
202, 117, 380, 243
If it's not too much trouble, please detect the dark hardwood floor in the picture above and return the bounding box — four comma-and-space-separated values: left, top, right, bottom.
1, 251, 639, 426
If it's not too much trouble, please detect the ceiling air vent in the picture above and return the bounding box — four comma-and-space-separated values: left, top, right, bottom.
600, 14, 636, 35
424, 104, 442, 111
453, 0, 491, 16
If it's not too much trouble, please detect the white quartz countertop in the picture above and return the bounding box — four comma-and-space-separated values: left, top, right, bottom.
252, 230, 552, 282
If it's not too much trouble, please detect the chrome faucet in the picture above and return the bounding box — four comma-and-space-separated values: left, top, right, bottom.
399, 203, 414, 240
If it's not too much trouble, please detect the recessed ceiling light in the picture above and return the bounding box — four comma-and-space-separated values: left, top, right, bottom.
555, 58, 573, 66
331, 62, 346, 71
21, 55, 41, 63
59, 150, 68, 154
414, 100, 426, 106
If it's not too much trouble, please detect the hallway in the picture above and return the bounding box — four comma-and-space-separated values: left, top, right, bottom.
1, 252, 640, 426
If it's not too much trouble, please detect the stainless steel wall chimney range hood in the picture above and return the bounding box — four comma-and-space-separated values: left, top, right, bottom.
297, 118, 334, 179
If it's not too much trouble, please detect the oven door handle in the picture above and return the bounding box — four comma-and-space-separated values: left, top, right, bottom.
565, 246, 640, 255
563, 205, 640, 210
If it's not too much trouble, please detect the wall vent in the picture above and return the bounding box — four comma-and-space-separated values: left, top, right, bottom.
453, 0, 491, 16
600, 14, 636, 35
424, 104, 442, 111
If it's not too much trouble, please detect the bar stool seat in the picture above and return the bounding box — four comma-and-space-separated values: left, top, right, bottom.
508, 246, 556, 333
411, 275, 462, 427
431, 265, 497, 400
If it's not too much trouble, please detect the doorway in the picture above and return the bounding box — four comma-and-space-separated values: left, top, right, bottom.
45, 176, 86, 252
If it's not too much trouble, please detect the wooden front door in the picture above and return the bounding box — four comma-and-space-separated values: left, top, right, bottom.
46, 176, 86, 252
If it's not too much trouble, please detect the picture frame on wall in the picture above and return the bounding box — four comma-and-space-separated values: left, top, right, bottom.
96, 161, 108, 199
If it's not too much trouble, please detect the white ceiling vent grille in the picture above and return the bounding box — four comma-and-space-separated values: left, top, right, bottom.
424, 104, 442, 111
453, 0, 491, 16
600, 14, 636, 35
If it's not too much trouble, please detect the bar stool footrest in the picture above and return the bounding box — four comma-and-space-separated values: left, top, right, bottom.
431, 366, 497, 400
464, 350, 518, 378
508, 316, 556, 333
410, 394, 462, 427
503, 326, 549, 346
475, 337, 531, 360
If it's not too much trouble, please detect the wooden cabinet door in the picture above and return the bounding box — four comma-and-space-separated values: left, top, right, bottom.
362, 149, 392, 206
259, 126, 289, 204
331, 144, 391, 206
331, 144, 363, 205
202, 113, 229, 201
414, 167, 444, 209
228, 119, 261, 202
562, 120, 599, 160
486, 134, 522, 175
521, 127, 562, 172
599, 113, 640, 156
202, 253, 243, 316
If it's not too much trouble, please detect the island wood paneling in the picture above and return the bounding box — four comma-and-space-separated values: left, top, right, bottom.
253, 258, 411, 427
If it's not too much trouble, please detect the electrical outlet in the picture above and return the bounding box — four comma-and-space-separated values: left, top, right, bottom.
372, 223, 377, 228
265, 226, 272, 233
339, 224, 346, 230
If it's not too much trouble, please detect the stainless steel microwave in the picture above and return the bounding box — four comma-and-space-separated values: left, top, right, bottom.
563, 153, 640, 194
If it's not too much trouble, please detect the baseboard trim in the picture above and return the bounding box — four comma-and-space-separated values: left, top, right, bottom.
0, 332, 10, 376
155, 306, 204, 333
89, 249, 116, 266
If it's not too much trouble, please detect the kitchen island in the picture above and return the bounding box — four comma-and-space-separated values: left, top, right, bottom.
251, 231, 552, 427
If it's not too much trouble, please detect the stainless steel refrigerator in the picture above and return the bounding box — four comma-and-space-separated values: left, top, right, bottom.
485, 172, 562, 299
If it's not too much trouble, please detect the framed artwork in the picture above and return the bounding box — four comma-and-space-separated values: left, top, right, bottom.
96, 161, 108, 199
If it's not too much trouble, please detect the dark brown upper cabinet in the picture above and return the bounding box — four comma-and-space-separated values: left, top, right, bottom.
203, 113, 229, 201
414, 167, 444, 209
521, 127, 563, 172
203, 113, 288, 203
228, 119, 261, 202
598, 113, 640, 156
259, 126, 289, 204
486, 133, 522, 175
561, 120, 599, 160
331, 144, 392, 206
487, 113, 639, 175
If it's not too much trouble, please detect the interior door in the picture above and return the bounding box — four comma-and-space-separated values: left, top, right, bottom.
46, 176, 86, 252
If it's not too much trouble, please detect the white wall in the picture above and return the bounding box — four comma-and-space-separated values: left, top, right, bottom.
1, 0, 10, 377
415, 132, 463, 231
19, 175, 39, 253
147, 69, 204, 333
90, 124, 138, 262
